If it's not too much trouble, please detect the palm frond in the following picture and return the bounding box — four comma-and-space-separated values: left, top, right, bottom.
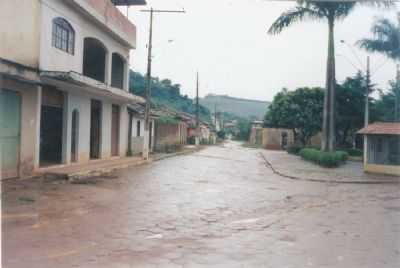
357, 0, 396, 9
268, 6, 325, 35
358, 16, 400, 61
358, 38, 392, 53
371, 18, 397, 37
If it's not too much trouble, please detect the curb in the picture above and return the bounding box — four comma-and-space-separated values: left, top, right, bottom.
153, 147, 203, 162
69, 148, 202, 181
259, 152, 400, 185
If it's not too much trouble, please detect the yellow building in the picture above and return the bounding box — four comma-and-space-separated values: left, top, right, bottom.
358, 122, 400, 176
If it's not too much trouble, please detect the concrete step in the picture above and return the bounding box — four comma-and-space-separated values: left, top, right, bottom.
36, 156, 149, 182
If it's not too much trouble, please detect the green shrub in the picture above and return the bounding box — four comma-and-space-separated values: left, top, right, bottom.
336, 151, 349, 162
319, 152, 340, 167
300, 148, 320, 162
287, 145, 303, 155
217, 130, 226, 139
345, 148, 363, 157
299, 148, 348, 167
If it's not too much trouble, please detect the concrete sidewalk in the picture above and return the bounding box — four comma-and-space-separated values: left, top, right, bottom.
35, 156, 148, 181
260, 150, 400, 184
34, 146, 202, 181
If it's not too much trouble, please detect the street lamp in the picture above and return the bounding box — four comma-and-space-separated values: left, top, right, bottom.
339, 40, 371, 127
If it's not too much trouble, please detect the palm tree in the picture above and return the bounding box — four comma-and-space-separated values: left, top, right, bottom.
268, 1, 393, 152
358, 14, 400, 121
358, 15, 400, 61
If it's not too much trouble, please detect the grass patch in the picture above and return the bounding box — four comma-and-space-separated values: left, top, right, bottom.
18, 196, 35, 203
242, 143, 264, 149
299, 148, 348, 168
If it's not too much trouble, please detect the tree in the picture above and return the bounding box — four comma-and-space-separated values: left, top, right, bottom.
236, 118, 251, 141
268, 0, 393, 151
358, 15, 400, 121
336, 72, 380, 146
375, 79, 400, 122
265, 87, 324, 146
129, 70, 212, 123
358, 16, 400, 61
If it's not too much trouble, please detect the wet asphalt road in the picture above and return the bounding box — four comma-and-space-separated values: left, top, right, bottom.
2, 141, 400, 268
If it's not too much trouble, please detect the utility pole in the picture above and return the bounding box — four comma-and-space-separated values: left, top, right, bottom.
365, 56, 371, 127
195, 72, 200, 146
141, 8, 185, 160
214, 103, 217, 131
396, 64, 400, 122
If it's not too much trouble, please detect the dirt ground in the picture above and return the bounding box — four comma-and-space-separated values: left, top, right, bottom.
2, 141, 400, 268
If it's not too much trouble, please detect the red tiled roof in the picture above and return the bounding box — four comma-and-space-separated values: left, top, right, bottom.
357, 122, 400, 135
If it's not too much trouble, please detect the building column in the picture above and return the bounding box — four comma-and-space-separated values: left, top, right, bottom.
101, 101, 112, 159
62, 92, 71, 165
105, 52, 112, 86
119, 104, 128, 156
124, 59, 130, 91
34, 86, 42, 169
363, 135, 368, 169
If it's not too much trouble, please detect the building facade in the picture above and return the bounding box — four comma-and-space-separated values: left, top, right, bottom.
249, 127, 294, 150
127, 104, 155, 155
0, 0, 145, 179
358, 122, 400, 176
154, 121, 188, 152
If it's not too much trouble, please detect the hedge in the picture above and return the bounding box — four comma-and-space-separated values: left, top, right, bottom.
345, 148, 363, 157
299, 148, 348, 167
287, 145, 303, 155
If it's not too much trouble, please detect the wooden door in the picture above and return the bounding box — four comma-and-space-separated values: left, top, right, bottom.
1, 89, 21, 179
111, 105, 120, 156
90, 100, 102, 159
71, 110, 79, 162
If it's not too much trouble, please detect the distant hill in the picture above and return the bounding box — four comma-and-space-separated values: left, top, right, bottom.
200, 94, 270, 120
129, 71, 211, 123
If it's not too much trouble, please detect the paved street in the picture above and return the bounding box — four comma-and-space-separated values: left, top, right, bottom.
2, 141, 400, 268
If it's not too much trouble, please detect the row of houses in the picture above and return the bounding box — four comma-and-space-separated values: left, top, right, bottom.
128, 104, 215, 155
0, 0, 214, 180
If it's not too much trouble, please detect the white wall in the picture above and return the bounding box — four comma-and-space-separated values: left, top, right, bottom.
0, 0, 41, 68
130, 117, 155, 151
39, 0, 131, 90
119, 104, 129, 155
64, 92, 91, 164
61, 89, 131, 164
131, 118, 155, 138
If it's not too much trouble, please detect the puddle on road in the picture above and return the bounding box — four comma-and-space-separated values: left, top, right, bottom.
146, 234, 163, 239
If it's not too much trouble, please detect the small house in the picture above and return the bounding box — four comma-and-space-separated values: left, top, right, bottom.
127, 103, 155, 155
357, 122, 400, 176
249, 125, 294, 150
151, 108, 188, 152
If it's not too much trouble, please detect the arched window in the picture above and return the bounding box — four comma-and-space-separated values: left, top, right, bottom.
52, 17, 75, 55
83, 38, 107, 82
111, 53, 125, 89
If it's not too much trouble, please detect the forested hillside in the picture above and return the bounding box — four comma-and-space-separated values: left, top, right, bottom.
200, 94, 270, 120
129, 71, 211, 122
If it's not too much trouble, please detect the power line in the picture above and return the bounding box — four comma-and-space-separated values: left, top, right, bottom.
141, 7, 185, 159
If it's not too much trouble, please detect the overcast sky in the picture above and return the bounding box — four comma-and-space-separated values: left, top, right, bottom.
124, 0, 399, 101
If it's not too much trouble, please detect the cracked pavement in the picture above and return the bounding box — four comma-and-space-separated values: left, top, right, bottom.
2, 141, 400, 267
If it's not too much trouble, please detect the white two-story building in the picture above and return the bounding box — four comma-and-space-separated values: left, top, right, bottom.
0, 0, 146, 179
